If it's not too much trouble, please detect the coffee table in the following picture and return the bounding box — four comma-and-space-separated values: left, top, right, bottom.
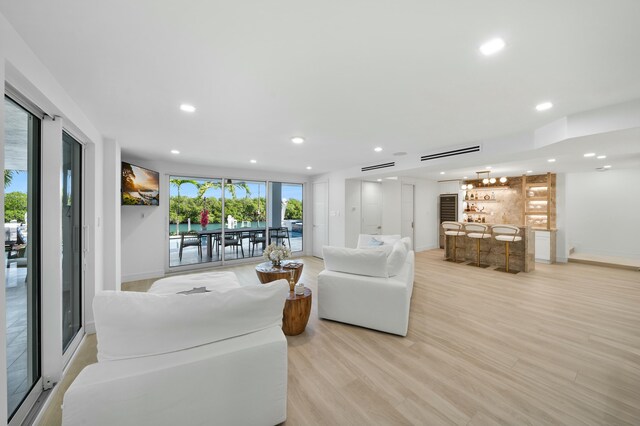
255, 260, 303, 284
283, 287, 312, 336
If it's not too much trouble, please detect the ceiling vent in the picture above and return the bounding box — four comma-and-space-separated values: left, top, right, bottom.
361, 162, 395, 172
421, 145, 481, 161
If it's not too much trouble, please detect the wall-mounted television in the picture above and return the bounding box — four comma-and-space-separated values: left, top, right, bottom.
121, 161, 160, 206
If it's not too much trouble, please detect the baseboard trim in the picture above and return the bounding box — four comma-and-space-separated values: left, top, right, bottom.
121, 270, 165, 283
415, 244, 438, 253
85, 321, 96, 334
568, 257, 639, 271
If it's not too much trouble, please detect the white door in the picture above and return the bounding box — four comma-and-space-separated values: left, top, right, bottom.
361, 181, 382, 235
312, 182, 328, 258
401, 184, 414, 247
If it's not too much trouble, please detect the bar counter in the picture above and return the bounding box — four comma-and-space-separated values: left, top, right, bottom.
444, 224, 535, 272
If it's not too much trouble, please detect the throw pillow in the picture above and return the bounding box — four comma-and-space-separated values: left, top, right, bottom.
367, 238, 384, 247
322, 246, 389, 277
387, 241, 408, 277
177, 287, 211, 295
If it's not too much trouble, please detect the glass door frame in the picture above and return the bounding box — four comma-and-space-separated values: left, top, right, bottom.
60, 129, 85, 368
4, 93, 43, 426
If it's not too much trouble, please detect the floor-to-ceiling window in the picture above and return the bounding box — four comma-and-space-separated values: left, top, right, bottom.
168, 176, 302, 268
269, 182, 303, 252
61, 132, 82, 353
169, 176, 223, 267
4, 96, 41, 422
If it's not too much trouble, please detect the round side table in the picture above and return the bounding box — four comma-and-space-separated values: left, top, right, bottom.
255, 261, 303, 284
282, 287, 312, 336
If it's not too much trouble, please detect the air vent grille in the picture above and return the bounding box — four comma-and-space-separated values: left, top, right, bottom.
421, 145, 481, 161
361, 162, 395, 172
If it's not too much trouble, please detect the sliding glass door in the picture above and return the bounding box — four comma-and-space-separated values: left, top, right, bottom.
168, 176, 303, 269
4, 96, 41, 422
62, 132, 82, 353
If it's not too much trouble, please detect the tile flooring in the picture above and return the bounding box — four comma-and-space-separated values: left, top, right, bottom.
6, 264, 29, 416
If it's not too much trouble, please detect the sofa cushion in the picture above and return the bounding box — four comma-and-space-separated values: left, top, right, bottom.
93, 280, 289, 362
356, 234, 401, 249
322, 246, 389, 278
400, 237, 412, 251
387, 241, 408, 277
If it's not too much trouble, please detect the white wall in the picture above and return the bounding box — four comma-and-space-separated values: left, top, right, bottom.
120, 158, 309, 282
412, 178, 439, 251
344, 179, 361, 248
382, 180, 401, 235
103, 139, 121, 290
565, 168, 640, 259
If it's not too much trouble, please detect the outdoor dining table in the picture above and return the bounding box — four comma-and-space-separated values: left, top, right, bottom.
196, 227, 265, 258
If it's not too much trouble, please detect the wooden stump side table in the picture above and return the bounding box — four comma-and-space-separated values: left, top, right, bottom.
282, 287, 312, 336
255, 261, 303, 284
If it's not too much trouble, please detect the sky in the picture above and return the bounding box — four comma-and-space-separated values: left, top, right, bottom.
5, 172, 27, 193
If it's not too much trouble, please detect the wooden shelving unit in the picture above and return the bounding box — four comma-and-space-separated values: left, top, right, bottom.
521, 172, 555, 230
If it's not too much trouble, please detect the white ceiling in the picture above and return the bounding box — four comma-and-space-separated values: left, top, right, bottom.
2, 1, 640, 175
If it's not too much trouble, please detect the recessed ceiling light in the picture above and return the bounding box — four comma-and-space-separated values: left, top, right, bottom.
479, 38, 506, 56
604, 165, 612, 169
179, 104, 196, 113
291, 137, 304, 144
170, 149, 180, 154
440, 172, 445, 175
548, 158, 556, 162
597, 155, 606, 159
486, 166, 492, 169
463, 176, 468, 179
536, 102, 553, 111
583, 153, 596, 157
306, 166, 312, 170
250, 159, 257, 164
526, 170, 533, 173
374, 147, 383, 152
377, 179, 382, 182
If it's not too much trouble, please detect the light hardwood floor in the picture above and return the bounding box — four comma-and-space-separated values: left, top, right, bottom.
39, 250, 640, 425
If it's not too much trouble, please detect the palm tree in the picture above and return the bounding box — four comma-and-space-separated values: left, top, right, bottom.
4, 170, 21, 189
195, 180, 252, 201
170, 178, 197, 234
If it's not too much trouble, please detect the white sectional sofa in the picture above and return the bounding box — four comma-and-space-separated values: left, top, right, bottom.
318, 235, 415, 336
62, 274, 289, 426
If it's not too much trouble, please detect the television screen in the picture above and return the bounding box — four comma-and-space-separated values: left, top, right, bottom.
121, 162, 160, 206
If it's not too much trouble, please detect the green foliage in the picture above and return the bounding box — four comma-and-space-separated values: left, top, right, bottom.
284, 198, 303, 220
169, 196, 267, 225
4, 192, 27, 222
122, 192, 139, 205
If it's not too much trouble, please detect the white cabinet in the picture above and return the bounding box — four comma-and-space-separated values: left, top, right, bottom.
535, 230, 556, 263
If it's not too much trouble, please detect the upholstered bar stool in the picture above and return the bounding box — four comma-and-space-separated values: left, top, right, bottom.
492, 225, 522, 273
441, 222, 465, 263
464, 223, 492, 267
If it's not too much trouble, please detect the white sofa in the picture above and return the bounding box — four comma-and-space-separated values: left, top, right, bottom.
62, 274, 289, 426
318, 235, 415, 336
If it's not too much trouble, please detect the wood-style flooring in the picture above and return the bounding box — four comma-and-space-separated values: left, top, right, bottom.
39, 250, 640, 425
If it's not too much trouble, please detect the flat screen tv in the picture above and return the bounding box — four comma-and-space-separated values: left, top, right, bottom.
121, 162, 160, 206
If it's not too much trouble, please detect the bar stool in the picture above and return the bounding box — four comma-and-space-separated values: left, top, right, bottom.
492, 225, 522, 273
464, 223, 491, 267
441, 222, 465, 263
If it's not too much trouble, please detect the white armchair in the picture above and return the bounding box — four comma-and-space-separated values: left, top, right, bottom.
62, 279, 289, 426
318, 236, 415, 336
